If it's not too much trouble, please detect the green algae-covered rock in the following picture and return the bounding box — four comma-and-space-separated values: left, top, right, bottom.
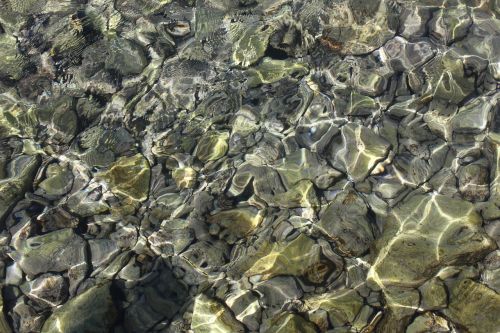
246, 58, 309, 87
191, 294, 244, 333
368, 194, 496, 289
0, 155, 41, 222
0, 291, 11, 333
264, 312, 318, 333
328, 123, 391, 182
41, 282, 117, 333
99, 153, 151, 202
0, 35, 27, 80
0, 93, 38, 139
195, 131, 229, 163
318, 189, 374, 256
443, 279, 500, 333
11, 228, 86, 276
208, 207, 264, 238
38, 163, 74, 197
172, 166, 197, 189
406, 312, 450, 333
232, 23, 274, 68
105, 38, 148, 76
305, 288, 364, 327
245, 233, 321, 281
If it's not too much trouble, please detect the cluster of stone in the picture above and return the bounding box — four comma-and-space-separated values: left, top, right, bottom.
0, 0, 499, 332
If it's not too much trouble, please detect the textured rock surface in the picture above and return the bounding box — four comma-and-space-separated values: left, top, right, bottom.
305, 288, 364, 327
191, 294, 245, 333
318, 189, 374, 256
98, 153, 151, 202
21, 273, 68, 307
368, 194, 495, 289
443, 279, 500, 333
11, 228, 86, 276
0, 292, 11, 333
0, 155, 40, 222
41, 283, 116, 333
245, 234, 322, 281
328, 123, 391, 182
263, 312, 318, 333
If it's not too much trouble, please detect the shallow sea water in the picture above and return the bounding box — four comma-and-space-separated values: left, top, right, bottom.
0, 0, 500, 332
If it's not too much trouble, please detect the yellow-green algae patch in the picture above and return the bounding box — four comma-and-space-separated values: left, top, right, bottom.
368, 194, 495, 289
98, 153, 151, 202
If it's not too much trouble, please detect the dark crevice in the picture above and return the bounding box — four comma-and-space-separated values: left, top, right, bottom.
264, 44, 289, 60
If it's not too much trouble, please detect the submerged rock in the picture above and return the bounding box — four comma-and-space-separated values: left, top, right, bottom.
208, 207, 264, 238
225, 288, 261, 330
368, 194, 495, 289
274, 148, 342, 189
244, 233, 330, 283
0, 93, 38, 139
263, 312, 318, 333
0, 1, 499, 332
328, 123, 391, 182
124, 262, 188, 332
246, 58, 309, 87
458, 163, 490, 202
148, 219, 194, 256
21, 273, 68, 307
0, 291, 11, 333
0, 35, 27, 80
37, 163, 74, 197
253, 276, 303, 314
444, 279, 500, 333
98, 153, 151, 202
418, 277, 447, 311
172, 167, 197, 189
0, 155, 40, 222
41, 282, 116, 333
232, 23, 274, 68
317, 189, 374, 256
11, 228, 87, 277
429, 5, 472, 45
195, 131, 229, 163
406, 312, 450, 333
105, 38, 148, 76
324, 0, 396, 55
191, 294, 245, 333
305, 288, 364, 327
452, 96, 494, 134
378, 287, 420, 332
